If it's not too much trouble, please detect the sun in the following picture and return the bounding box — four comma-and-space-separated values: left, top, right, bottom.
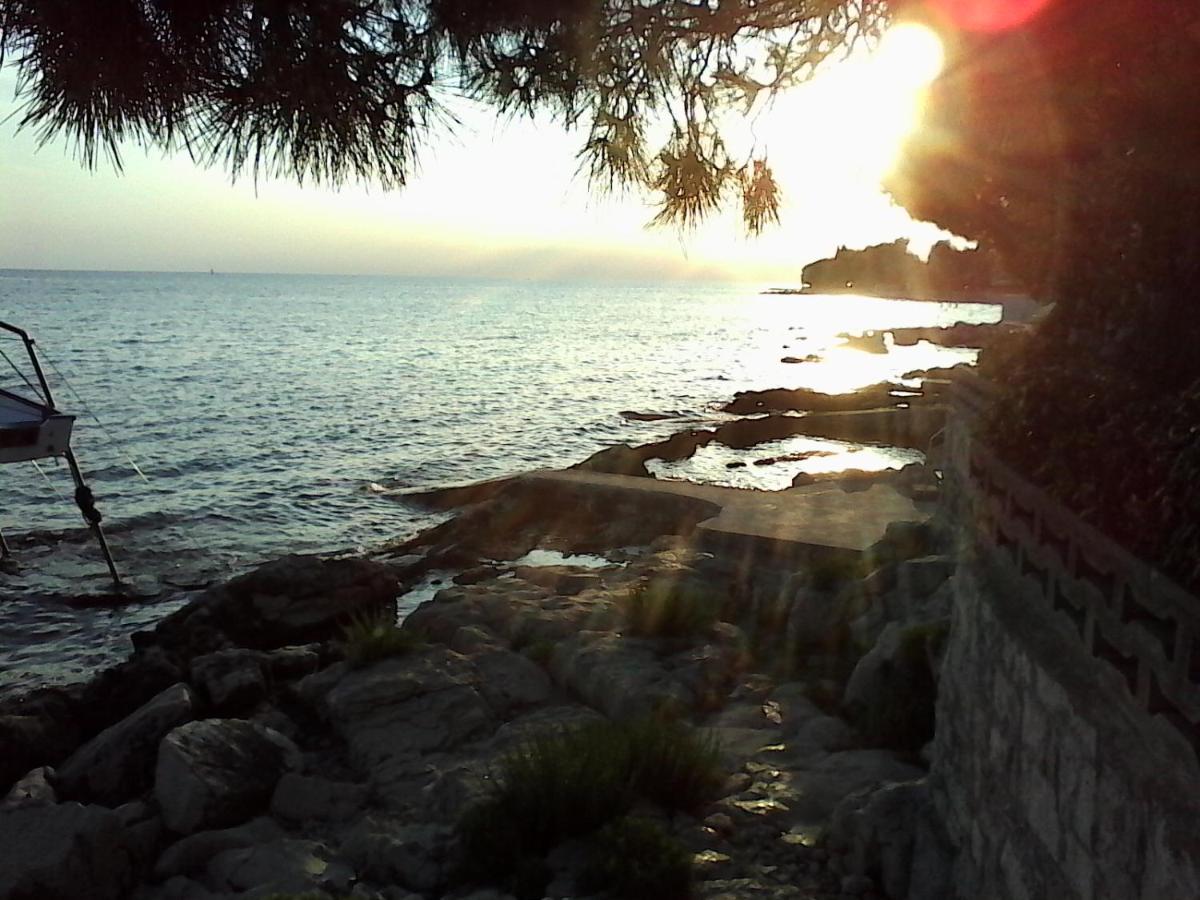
876, 23, 946, 90
727, 22, 946, 190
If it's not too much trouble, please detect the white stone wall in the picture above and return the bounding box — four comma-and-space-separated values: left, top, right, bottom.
931, 562, 1200, 900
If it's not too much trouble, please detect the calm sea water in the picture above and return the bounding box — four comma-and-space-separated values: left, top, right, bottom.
0, 269, 997, 692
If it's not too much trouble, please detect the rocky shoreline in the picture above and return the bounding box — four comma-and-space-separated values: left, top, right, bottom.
0, 439, 961, 900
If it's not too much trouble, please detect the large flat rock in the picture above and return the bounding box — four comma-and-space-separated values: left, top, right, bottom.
517, 471, 930, 561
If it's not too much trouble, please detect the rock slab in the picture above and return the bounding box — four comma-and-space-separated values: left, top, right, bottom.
0, 803, 133, 900
57, 682, 196, 805
155, 718, 299, 835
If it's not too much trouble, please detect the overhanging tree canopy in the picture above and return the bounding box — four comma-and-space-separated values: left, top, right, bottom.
0, 0, 884, 232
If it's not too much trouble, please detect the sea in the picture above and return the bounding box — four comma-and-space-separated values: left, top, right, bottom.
0, 269, 1000, 694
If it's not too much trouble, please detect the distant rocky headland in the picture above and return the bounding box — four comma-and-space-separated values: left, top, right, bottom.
770, 240, 1029, 304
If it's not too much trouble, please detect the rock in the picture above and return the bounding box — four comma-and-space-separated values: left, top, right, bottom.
792, 715, 856, 753
124, 813, 166, 874
474, 648, 553, 714
56, 683, 196, 805
549, 632, 692, 721
145, 555, 400, 652
705, 812, 735, 835
512, 565, 603, 594
271, 772, 370, 823
0, 803, 133, 900
266, 644, 323, 680
840, 873, 875, 894
322, 648, 494, 768
0, 692, 80, 795
205, 837, 350, 895
573, 443, 652, 477
155, 719, 299, 834
295, 661, 351, 706
339, 816, 453, 893
896, 556, 955, 601
830, 780, 928, 900
1, 765, 56, 810
189, 649, 268, 711
155, 816, 285, 879
454, 564, 503, 585
75, 648, 189, 739
864, 521, 938, 569
765, 682, 824, 731
132, 875, 223, 900
907, 797, 954, 900
785, 588, 856, 654
842, 623, 938, 751
449, 624, 502, 654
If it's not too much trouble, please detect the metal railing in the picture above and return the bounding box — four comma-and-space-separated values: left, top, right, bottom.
942, 371, 1200, 763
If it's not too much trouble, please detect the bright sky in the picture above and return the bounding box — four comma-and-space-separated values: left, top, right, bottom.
0, 25, 956, 282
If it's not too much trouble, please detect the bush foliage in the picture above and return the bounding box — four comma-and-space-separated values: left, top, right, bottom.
336, 607, 422, 668
622, 581, 722, 639
582, 816, 693, 900
458, 716, 720, 893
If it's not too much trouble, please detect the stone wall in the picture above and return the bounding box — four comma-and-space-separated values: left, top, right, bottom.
931, 558, 1200, 899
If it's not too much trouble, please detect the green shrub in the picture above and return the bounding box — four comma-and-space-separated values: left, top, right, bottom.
806, 553, 869, 592
520, 638, 556, 667
336, 606, 422, 668
457, 717, 722, 889
623, 581, 721, 639
621, 716, 723, 812
583, 816, 693, 900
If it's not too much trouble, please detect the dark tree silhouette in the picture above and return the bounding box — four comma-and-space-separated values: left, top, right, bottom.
886, 0, 1200, 590
0, 0, 884, 232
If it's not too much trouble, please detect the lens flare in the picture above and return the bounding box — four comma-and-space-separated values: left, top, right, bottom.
930, 0, 1053, 33
877, 23, 946, 87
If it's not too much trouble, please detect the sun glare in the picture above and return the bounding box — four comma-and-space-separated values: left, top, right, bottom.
876, 23, 946, 89
728, 22, 946, 199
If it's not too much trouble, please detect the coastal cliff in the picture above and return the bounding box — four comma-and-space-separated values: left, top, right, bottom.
796, 241, 1021, 301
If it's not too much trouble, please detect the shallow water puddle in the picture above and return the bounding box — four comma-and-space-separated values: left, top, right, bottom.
510, 548, 624, 569
646, 434, 923, 491
397, 569, 456, 619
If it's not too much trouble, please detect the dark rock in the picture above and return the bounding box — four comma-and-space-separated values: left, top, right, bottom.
830, 780, 929, 900
266, 644, 323, 680
0, 709, 76, 797
0, 803, 134, 900
839, 332, 888, 354
842, 624, 938, 751
205, 837, 349, 895
454, 564, 503, 585
573, 443, 653, 477
154, 816, 284, 879
322, 649, 494, 767
512, 564, 602, 595
67, 647, 185, 745
155, 719, 299, 834
896, 556, 956, 599
143, 555, 399, 655
619, 409, 683, 421
270, 772, 370, 823
189, 649, 268, 711
474, 648, 553, 714
723, 383, 902, 416
57, 683, 196, 805
340, 816, 454, 893
865, 520, 940, 568
1, 765, 56, 810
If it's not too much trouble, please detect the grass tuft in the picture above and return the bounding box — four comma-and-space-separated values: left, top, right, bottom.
458, 716, 721, 892
583, 815, 693, 899
623, 580, 721, 639
336, 606, 422, 668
